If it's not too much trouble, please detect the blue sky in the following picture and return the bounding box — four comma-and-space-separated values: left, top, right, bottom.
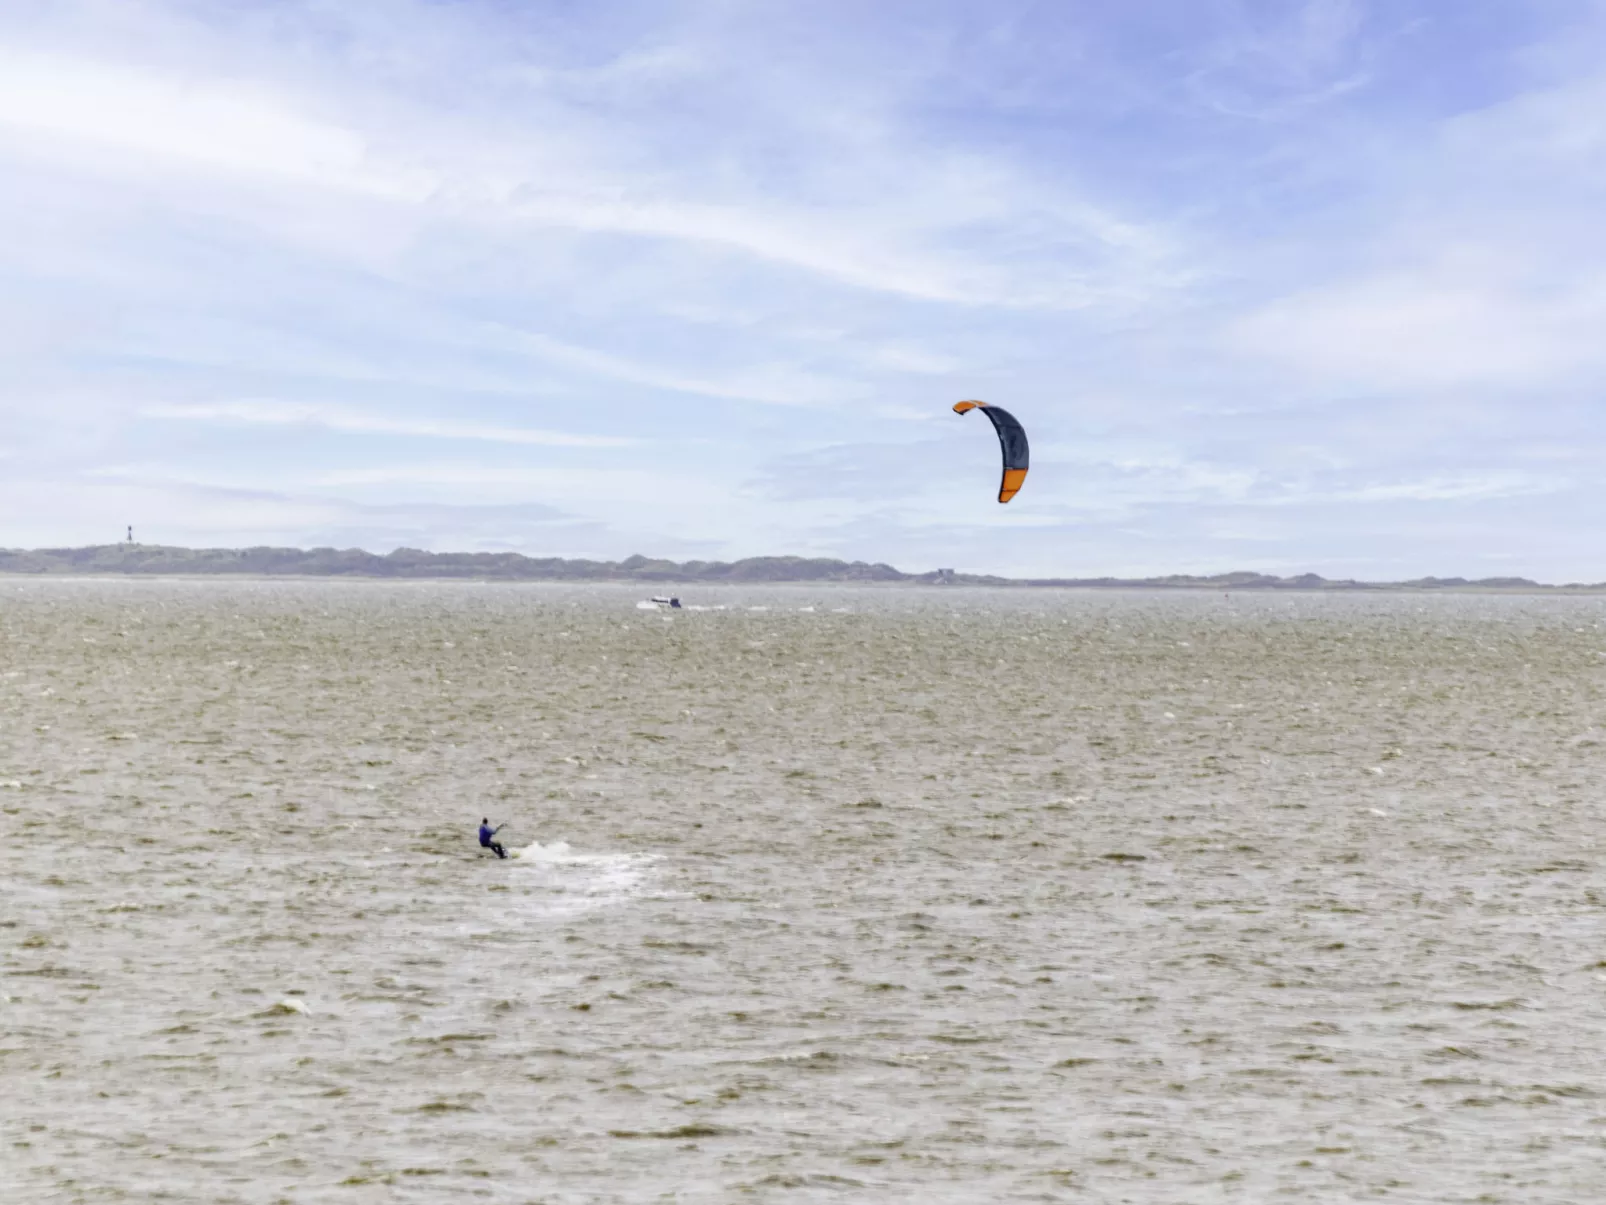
3, 0, 1606, 579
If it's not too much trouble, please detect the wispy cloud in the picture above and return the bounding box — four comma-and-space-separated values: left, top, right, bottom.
499, 329, 866, 406
1332, 475, 1560, 503
0, 47, 431, 200
1180, 0, 1373, 119
139, 402, 636, 447
0, 35, 1169, 310
1234, 267, 1606, 391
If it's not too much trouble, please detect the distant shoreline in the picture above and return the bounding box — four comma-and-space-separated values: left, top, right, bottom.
2, 544, 1602, 593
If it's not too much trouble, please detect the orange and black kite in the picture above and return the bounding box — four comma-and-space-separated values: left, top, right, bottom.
953, 400, 1029, 503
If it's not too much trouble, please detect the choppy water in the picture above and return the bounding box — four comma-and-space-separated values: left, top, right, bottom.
5, 579, 1606, 1203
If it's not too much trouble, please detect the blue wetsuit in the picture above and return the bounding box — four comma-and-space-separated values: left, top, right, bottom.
479, 823, 507, 859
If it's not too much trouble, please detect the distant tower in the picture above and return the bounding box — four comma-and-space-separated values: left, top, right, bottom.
127, 525, 134, 544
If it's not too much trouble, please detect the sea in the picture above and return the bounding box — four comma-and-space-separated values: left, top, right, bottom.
4, 578, 1606, 1203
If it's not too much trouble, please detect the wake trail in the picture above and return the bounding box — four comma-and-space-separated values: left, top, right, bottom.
508, 840, 663, 918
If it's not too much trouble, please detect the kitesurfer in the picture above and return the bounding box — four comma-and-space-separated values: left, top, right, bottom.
478, 818, 507, 859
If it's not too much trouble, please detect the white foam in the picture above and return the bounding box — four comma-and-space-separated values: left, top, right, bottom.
510, 841, 661, 918
513, 840, 653, 869
512, 839, 578, 862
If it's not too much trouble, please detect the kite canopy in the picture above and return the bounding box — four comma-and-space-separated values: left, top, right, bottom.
953, 400, 1029, 503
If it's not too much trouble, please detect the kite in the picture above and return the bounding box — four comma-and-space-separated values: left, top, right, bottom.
953, 400, 1029, 503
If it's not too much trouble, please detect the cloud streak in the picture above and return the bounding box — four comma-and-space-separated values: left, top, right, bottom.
0, 34, 1168, 310
138, 401, 637, 448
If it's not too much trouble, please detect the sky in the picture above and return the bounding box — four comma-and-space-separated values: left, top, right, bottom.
3, 0, 1606, 579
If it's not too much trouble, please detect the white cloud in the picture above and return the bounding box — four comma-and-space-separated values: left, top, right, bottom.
1331, 475, 1560, 504
0, 34, 1170, 310
138, 401, 636, 447
1231, 48, 1606, 395
1234, 262, 1606, 391
863, 343, 967, 375
302, 463, 721, 501
434, 70, 1178, 308
499, 329, 866, 407
0, 48, 432, 200
503, 187, 1165, 309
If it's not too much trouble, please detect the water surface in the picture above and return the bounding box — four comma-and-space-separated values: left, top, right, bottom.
4, 580, 1606, 1202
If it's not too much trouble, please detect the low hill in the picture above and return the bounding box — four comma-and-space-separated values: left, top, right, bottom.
0, 544, 1591, 590
0, 544, 915, 582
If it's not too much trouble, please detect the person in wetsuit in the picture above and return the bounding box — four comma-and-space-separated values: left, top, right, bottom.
478, 818, 507, 859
